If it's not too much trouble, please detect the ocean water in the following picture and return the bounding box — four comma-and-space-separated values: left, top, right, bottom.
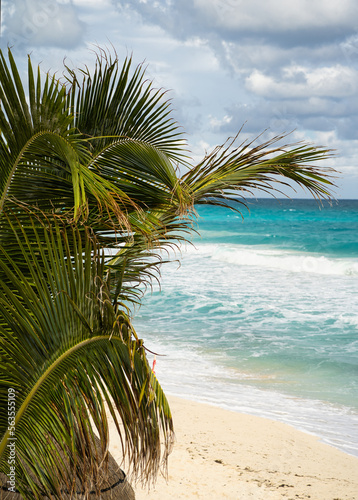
132, 198, 358, 457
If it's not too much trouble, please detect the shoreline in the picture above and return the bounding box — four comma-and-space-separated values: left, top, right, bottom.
108, 395, 358, 500
143, 355, 358, 459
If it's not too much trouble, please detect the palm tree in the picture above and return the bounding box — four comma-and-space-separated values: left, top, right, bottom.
0, 47, 336, 498
0, 209, 172, 498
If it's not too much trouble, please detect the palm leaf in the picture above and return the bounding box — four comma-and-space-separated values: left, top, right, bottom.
182, 132, 336, 209
65, 48, 187, 163
0, 47, 338, 495
0, 211, 173, 498
0, 49, 73, 209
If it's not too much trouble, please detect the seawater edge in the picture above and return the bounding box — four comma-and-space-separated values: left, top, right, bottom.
133, 199, 358, 459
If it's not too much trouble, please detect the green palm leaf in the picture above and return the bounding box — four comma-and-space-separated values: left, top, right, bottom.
0, 49, 74, 207
0, 210, 173, 498
182, 132, 336, 209
0, 47, 338, 495
65, 48, 187, 163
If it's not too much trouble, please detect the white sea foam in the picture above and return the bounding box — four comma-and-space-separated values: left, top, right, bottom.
144, 339, 358, 458
184, 243, 358, 277
134, 231, 358, 459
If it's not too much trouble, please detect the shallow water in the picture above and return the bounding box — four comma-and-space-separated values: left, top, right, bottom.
133, 199, 358, 456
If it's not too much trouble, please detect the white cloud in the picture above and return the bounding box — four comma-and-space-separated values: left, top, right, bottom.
73, 0, 112, 6
1, 0, 357, 196
246, 65, 358, 98
4, 0, 84, 48
209, 114, 233, 129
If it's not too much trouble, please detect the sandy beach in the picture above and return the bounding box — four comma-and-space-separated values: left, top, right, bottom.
109, 396, 358, 500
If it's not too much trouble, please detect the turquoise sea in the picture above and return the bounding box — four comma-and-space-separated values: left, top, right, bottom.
133, 199, 358, 457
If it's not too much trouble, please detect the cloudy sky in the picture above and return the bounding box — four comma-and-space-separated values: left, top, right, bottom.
2, 0, 358, 198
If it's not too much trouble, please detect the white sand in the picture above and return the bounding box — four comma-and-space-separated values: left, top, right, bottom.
109, 396, 358, 499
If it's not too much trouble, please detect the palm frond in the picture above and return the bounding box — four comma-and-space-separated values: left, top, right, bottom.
90, 137, 191, 213
0, 47, 339, 496
182, 132, 336, 210
0, 211, 173, 497
65, 48, 187, 164
0, 48, 73, 207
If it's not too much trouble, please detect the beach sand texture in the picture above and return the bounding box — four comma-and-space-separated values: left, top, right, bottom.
108, 396, 358, 500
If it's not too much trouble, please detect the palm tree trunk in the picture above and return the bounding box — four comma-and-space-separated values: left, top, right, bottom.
0, 436, 135, 499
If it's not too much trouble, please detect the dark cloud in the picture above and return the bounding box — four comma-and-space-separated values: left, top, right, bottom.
111, 0, 358, 144
115, 0, 358, 49
211, 92, 358, 141
0, 0, 356, 192
335, 117, 358, 141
